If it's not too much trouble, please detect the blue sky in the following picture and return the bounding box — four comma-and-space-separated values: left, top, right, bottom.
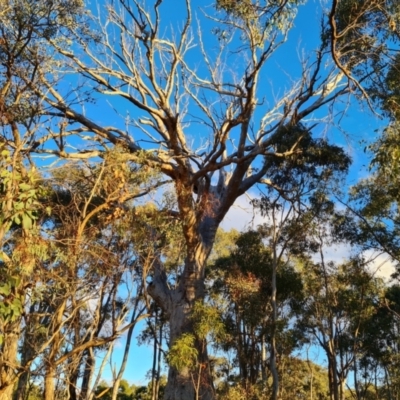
74, 0, 388, 386
80, 0, 384, 179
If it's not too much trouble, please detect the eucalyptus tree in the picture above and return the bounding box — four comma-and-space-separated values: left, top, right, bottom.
4, 0, 399, 398
369, 285, 400, 400
297, 250, 384, 400
209, 229, 304, 397
7, 148, 166, 400
0, 2, 87, 398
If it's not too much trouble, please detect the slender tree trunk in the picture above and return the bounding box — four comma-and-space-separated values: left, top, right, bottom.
80, 349, 95, 400
339, 376, 346, 400
68, 367, 79, 400
87, 341, 116, 400
43, 300, 66, 400
261, 334, 268, 382
353, 358, 360, 400
269, 233, 279, 400
151, 310, 158, 400
0, 322, 20, 400
327, 350, 339, 400
13, 305, 36, 400
44, 365, 56, 400
151, 310, 163, 400
155, 323, 163, 400
111, 309, 142, 400
384, 367, 393, 400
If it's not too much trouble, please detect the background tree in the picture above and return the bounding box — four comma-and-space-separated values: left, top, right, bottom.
297, 251, 383, 400
0, 2, 84, 396
209, 229, 303, 398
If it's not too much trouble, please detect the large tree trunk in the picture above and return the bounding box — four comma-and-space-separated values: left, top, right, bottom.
148, 176, 235, 400
164, 295, 214, 400
149, 215, 218, 400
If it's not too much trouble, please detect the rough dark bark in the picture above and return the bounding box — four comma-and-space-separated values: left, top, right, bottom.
269, 256, 279, 400
327, 350, 339, 400
80, 349, 95, 400
148, 210, 220, 400
155, 324, 162, 399
68, 367, 79, 400
163, 275, 215, 400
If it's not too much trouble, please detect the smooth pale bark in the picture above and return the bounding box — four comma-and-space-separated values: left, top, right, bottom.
13, 305, 35, 400
0, 322, 20, 400
44, 367, 56, 400
43, 301, 66, 400
110, 310, 144, 400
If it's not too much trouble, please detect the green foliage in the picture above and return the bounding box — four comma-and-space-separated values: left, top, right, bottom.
209, 229, 304, 390
167, 333, 198, 372
94, 377, 167, 400
344, 127, 400, 260
191, 301, 226, 343
377, 54, 400, 120
333, 0, 399, 71
207, 228, 240, 265
216, 357, 330, 400
0, 0, 399, 398
0, 0, 87, 127
215, 0, 303, 46
264, 124, 350, 195
279, 357, 330, 400
216, 0, 257, 20
0, 147, 47, 345
211, 230, 303, 306
0, 147, 42, 234
0, 274, 22, 330
370, 123, 400, 178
